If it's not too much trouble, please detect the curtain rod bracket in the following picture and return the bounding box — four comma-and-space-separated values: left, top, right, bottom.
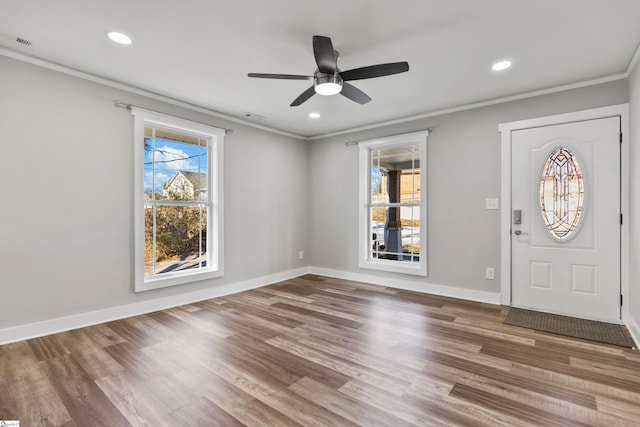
113, 99, 132, 110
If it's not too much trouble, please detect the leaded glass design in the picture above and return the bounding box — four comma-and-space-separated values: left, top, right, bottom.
539, 147, 584, 240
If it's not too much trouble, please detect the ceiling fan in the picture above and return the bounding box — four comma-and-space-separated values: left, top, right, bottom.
248, 35, 409, 106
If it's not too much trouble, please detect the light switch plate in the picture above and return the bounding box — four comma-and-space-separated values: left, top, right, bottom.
485, 198, 499, 210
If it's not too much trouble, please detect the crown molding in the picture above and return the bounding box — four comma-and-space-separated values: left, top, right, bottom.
0, 46, 306, 141
2, 44, 635, 142
625, 41, 640, 77
308, 72, 628, 140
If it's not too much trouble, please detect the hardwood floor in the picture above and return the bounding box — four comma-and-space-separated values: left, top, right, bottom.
2, 274, 640, 426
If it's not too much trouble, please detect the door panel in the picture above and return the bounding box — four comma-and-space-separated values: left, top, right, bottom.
511, 117, 620, 322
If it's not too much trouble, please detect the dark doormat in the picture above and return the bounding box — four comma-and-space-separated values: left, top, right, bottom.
504, 308, 636, 348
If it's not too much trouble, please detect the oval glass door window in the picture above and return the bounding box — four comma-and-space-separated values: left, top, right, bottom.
539, 147, 585, 240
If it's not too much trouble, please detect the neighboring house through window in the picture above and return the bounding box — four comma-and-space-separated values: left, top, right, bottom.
163, 170, 208, 200
359, 130, 428, 276
133, 109, 224, 291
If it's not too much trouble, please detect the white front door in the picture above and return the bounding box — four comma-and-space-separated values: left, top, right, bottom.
510, 116, 621, 322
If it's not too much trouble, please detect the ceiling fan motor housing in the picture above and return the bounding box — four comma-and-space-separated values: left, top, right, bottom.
314, 71, 343, 95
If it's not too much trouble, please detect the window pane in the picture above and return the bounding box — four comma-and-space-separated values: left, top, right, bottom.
144, 127, 208, 201
148, 205, 207, 276
401, 170, 421, 203
144, 205, 154, 276
370, 207, 385, 259
401, 207, 420, 263
371, 164, 387, 203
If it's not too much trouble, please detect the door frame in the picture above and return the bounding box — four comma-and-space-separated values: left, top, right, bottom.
499, 104, 629, 322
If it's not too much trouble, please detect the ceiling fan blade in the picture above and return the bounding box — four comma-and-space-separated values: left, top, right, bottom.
313, 35, 337, 73
341, 62, 409, 81
340, 83, 371, 104
248, 73, 312, 80
290, 86, 316, 106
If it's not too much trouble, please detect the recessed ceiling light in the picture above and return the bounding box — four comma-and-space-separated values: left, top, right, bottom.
309, 112, 321, 119
492, 60, 512, 71
108, 32, 132, 45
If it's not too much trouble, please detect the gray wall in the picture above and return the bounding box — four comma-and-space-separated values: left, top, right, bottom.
308, 80, 629, 294
0, 56, 308, 328
0, 52, 634, 333
629, 59, 640, 329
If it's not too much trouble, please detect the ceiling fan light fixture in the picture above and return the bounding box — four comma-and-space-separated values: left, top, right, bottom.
314, 72, 343, 96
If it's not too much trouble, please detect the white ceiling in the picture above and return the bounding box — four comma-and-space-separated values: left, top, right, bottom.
1, 0, 639, 138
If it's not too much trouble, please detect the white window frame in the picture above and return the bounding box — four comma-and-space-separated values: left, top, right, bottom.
358, 130, 428, 276
133, 108, 224, 292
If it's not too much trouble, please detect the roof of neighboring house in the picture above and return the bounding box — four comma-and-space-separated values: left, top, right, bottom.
164, 170, 207, 191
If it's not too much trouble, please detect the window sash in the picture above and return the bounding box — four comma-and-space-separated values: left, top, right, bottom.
369, 202, 420, 207
145, 204, 208, 278
145, 200, 212, 207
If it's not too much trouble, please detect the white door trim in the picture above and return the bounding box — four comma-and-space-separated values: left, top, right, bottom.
499, 104, 630, 323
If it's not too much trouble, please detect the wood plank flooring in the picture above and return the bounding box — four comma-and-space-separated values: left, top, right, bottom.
1, 274, 640, 426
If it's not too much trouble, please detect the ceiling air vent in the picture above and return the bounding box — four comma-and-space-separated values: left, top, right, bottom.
16, 37, 32, 47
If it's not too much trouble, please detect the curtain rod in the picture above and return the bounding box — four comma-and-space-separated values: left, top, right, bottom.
343, 128, 433, 146
113, 99, 233, 134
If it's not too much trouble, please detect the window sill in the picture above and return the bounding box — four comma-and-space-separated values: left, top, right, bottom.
136, 268, 223, 292
359, 259, 427, 276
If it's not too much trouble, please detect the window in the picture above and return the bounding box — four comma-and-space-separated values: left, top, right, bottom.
133, 109, 224, 291
539, 146, 585, 240
359, 131, 428, 276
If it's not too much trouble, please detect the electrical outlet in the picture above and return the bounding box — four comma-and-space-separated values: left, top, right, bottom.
486, 267, 495, 280
298, 251, 304, 260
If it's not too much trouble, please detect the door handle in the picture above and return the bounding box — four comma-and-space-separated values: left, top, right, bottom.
514, 229, 528, 236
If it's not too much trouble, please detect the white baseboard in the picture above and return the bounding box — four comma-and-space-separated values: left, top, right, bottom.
0, 266, 504, 346
308, 266, 501, 305
4, 265, 635, 351
0, 267, 309, 345
627, 312, 640, 350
